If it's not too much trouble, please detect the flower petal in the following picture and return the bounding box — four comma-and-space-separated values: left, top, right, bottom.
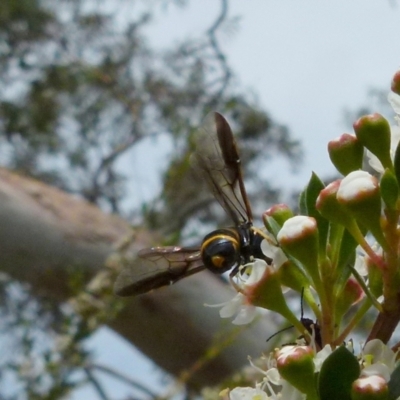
232, 304, 257, 325
245, 259, 268, 285
388, 91, 400, 115
219, 294, 245, 318
229, 387, 269, 400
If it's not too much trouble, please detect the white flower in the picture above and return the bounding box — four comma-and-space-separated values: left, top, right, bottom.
205, 259, 268, 325
228, 341, 395, 400
313, 344, 332, 372
229, 387, 270, 400
280, 382, 306, 400
246, 349, 311, 400
367, 91, 400, 173
388, 91, 400, 119
261, 239, 287, 270
361, 339, 397, 381
219, 292, 258, 325
354, 253, 368, 276
354, 243, 382, 277
265, 368, 281, 385
366, 127, 400, 173
206, 235, 289, 325
261, 239, 290, 294
244, 258, 270, 285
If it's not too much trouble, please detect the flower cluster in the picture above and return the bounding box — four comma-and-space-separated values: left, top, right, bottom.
226, 339, 397, 400
217, 70, 400, 399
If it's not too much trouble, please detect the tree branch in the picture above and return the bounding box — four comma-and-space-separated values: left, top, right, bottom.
0, 168, 277, 390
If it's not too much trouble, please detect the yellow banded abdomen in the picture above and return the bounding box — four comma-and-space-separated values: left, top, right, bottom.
200, 228, 241, 273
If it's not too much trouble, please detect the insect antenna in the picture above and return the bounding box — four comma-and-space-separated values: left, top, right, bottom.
265, 289, 322, 349
266, 325, 294, 343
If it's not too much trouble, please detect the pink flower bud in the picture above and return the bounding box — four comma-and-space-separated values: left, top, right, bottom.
275, 345, 318, 397
336, 277, 364, 317
337, 171, 386, 249
337, 171, 379, 204
328, 133, 363, 175
263, 204, 293, 231
351, 375, 388, 400
277, 217, 319, 280
391, 70, 400, 95
353, 113, 392, 170
316, 180, 355, 228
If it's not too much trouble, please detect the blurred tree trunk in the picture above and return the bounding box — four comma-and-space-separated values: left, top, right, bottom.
0, 167, 276, 389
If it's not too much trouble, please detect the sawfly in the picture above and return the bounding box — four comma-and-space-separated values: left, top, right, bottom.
114, 112, 268, 296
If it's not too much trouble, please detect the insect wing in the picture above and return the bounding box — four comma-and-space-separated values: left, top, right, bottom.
190, 112, 252, 225
114, 246, 204, 296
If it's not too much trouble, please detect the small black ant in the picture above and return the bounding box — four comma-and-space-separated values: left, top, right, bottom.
266, 288, 322, 349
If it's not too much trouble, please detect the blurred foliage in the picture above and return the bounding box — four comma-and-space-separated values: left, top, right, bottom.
0, 0, 301, 223
0, 272, 128, 399
0, 0, 303, 397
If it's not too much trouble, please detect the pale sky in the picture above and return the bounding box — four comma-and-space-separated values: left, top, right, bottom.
74, 1, 400, 397
127, 0, 400, 208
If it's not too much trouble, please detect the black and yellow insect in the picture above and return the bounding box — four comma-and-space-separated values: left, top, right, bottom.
114, 112, 268, 297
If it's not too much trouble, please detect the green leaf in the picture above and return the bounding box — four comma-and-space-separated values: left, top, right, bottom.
335, 229, 357, 285
305, 173, 325, 215
393, 139, 400, 188
299, 186, 307, 215
381, 168, 399, 210
388, 362, 400, 400
318, 346, 360, 400
305, 172, 329, 255
264, 215, 282, 237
